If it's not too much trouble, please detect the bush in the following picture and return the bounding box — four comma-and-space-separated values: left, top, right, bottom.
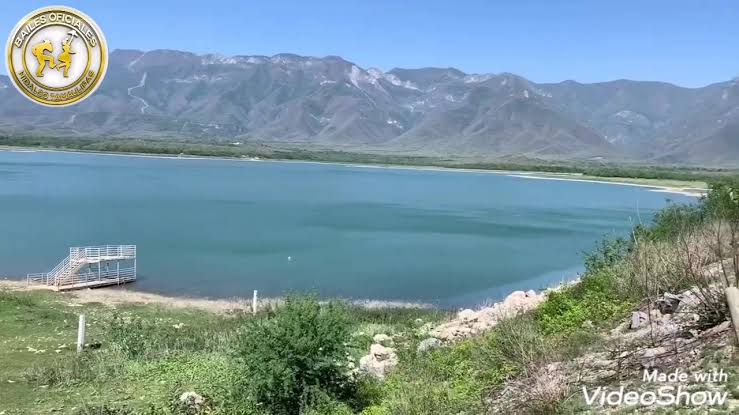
535, 267, 633, 335
231, 296, 356, 415
583, 237, 631, 274
636, 203, 705, 242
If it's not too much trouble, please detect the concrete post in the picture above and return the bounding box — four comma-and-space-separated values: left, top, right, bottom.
252, 290, 258, 315
77, 314, 86, 353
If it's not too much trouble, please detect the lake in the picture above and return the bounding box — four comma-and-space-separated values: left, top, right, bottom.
0, 150, 693, 306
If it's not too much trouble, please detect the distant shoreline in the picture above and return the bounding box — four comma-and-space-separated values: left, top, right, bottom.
0, 146, 705, 197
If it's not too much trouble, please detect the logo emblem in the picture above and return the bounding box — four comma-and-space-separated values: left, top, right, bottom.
6, 6, 108, 107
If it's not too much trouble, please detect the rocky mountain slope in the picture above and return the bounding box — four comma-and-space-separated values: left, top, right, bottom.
1, 49, 737, 165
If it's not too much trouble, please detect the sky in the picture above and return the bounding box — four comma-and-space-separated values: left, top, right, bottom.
2, 0, 737, 87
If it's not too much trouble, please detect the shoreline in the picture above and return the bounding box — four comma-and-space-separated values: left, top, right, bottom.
0, 146, 705, 197
0, 274, 578, 314
506, 173, 704, 197
0, 279, 437, 313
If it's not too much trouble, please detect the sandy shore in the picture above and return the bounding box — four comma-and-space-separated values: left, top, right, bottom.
0, 279, 432, 313
506, 173, 705, 197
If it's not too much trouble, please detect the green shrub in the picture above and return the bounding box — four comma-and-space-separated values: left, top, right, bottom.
583, 237, 630, 274
641, 203, 705, 241
231, 296, 356, 415
535, 267, 633, 335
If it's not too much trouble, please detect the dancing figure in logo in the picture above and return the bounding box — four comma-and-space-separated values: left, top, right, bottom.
32, 40, 56, 77
57, 31, 78, 78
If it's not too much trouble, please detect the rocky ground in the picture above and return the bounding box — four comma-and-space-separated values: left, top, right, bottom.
357, 288, 551, 378
356, 279, 739, 413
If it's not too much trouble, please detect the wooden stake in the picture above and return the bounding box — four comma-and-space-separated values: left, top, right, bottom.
77, 314, 86, 353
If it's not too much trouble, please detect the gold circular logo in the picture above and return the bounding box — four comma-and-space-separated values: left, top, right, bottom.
5, 6, 108, 107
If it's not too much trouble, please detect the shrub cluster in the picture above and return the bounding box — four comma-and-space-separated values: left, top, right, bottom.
230, 296, 358, 414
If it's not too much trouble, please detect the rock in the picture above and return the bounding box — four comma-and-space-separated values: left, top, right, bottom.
370, 343, 393, 361
676, 289, 701, 313
431, 290, 547, 340
649, 308, 669, 325
502, 290, 545, 314
581, 320, 594, 329
656, 293, 681, 314
417, 337, 442, 353
458, 308, 478, 322
178, 391, 205, 412
372, 333, 393, 346
630, 311, 648, 329
701, 320, 731, 338
359, 343, 399, 379
642, 346, 668, 359
640, 346, 669, 369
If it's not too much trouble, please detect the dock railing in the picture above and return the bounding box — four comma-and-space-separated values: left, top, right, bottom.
27, 245, 137, 290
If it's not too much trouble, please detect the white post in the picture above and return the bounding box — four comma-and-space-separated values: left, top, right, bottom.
725, 287, 739, 344
77, 314, 86, 353
252, 290, 258, 315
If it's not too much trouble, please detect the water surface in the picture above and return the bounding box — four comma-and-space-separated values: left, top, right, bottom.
0, 151, 692, 306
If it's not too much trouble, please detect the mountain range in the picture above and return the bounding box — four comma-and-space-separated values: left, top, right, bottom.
1, 49, 737, 166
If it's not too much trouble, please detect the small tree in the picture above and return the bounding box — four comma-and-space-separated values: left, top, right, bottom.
231, 296, 355, 415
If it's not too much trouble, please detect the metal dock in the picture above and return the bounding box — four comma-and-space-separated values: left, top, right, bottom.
27, 245, 137, 291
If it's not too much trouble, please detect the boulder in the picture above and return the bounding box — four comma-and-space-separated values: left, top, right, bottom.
430, 290, 547, 340
630, 311, 648, 329
502, 290, 545, 314
417, 337, 442, 353
457, 308, 478, 322
178, 391, 205, 412
359, 343, 398, 379
675, 289, 701, 313
655, 293, 681, 314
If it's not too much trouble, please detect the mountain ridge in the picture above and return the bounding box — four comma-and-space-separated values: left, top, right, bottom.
0, 48, 736, 166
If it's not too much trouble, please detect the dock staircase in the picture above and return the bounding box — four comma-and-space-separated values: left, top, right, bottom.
27, 245, 137, 291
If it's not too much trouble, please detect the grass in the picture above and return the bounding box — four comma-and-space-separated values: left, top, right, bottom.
0, 290, 450, 414
0, 290, 243, 413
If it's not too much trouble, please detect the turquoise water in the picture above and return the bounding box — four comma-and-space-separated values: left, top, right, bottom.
0, 151, 692, 306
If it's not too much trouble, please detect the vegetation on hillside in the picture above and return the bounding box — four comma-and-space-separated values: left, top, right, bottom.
1, 180, 738, 414
2, 135, 739, 188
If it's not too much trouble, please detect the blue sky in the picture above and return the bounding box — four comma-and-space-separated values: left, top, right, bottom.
2, 0, 737, 87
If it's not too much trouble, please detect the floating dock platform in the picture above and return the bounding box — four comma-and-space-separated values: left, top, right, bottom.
27, 245, 137, 291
